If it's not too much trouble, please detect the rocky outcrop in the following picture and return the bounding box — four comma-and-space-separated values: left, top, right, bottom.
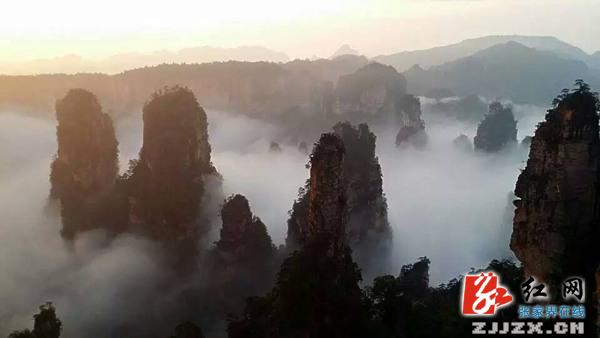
452, 134, 473, 152
474, 101, 517, 152
310, 80, 335, 117
287, 123, 391, 274
286, 183, 310, 250
305, 133, 347, 256
50, 86, 222, 257
395, 125, 427, 148
200, 194, 276, 321
216, 194, 275, 263
50, 89, 119, 239
269, 141, 282, 153
511, 82, 600, 284
127, 86, 219, 250
286, 133, 347, 254
333, 122, 392, 274
228, 133, 369, 338
336, 63, 425, 130
336, 63, 406, 117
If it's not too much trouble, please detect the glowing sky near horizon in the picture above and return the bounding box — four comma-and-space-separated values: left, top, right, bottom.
1, 0, 599, 62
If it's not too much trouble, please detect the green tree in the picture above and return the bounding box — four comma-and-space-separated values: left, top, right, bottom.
9, 303, 61, 338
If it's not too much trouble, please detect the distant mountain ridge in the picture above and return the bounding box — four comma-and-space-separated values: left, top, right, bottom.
591, 51, 600, 70
0, 45, 290, 75
0, 56, 371, 118
3, 35, 598, 76
2, 36, 600, 111
331, 44, 359, 58
404, 41, 600, 104
374, 35, 596, 71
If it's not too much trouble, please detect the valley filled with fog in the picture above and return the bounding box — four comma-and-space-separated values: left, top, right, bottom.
0, 99, 546, 336
2, 0, 599, 334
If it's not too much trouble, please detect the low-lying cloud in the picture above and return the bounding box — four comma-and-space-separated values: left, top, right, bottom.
0, 103, 545, 336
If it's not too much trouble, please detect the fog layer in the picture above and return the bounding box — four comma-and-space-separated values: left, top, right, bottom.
0, 103, 545, 335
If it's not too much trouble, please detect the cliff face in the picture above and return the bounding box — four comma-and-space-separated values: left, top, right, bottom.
287, 123, 391, 272
286, 183, 310, 250
216, 194, 275, 263
511, 83, 600, 283
336, 63, 424, 130
208, 194, 276, 312
306, 133, 347, 256
395, 124, 427, 148
228, 133, 369, 338
50, 86, 222, 256
50, 89, 119, 239
0, 59, 368, 119
452, 134, 473, 152
127, 86, 218, 248
474, 101, 517, 152
333, 122, 392, 274
336, 63, 406, 117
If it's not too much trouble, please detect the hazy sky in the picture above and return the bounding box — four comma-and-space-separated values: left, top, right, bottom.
1, 0, 599, 62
